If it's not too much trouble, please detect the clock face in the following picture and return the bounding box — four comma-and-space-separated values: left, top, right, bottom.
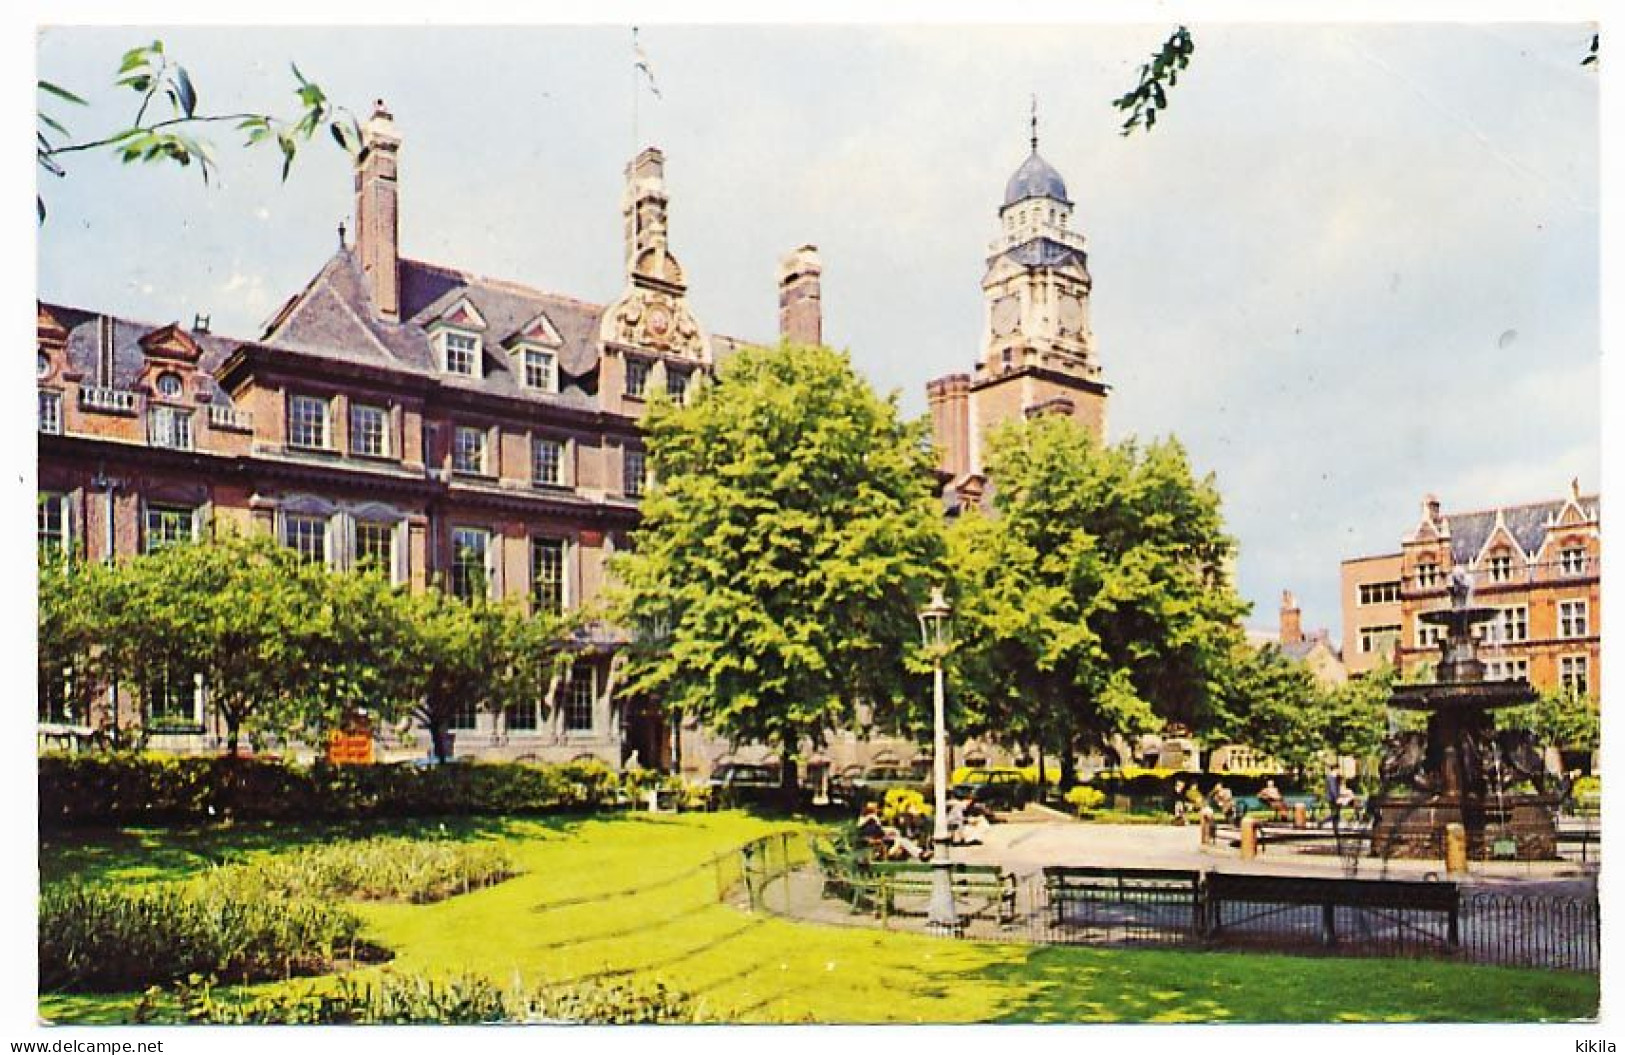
991, 296, 1020, 337
1058, 294, 1083, 334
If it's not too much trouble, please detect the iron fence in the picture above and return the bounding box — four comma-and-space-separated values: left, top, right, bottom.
1457, 891, 1599, 971
766, 834, 1600, 972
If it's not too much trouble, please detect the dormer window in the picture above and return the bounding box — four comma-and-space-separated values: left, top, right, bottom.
522, 347, 558, 392
155, 372, 183, 399
1486, 553, 1512, 583
442, 331, 480, 376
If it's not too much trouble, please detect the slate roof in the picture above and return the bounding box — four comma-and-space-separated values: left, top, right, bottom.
1439, 495, 1602, 564
48, 304, 241, 406
1000, 237, 1088, 271
262, 249, 605, 410
263, 249, 756, 406
1281, 632, 1338, 663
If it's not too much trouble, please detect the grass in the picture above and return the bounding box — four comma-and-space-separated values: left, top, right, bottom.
39, 811, 1599, 1024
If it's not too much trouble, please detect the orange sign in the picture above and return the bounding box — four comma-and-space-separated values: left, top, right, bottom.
327, 721, 375, 765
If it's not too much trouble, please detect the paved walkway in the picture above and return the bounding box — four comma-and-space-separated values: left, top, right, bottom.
942, 819, 1598, 897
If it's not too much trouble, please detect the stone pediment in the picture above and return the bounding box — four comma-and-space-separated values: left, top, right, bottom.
37, 303, 69, 344
138, 323, 204, 363
600, 286, 709, 362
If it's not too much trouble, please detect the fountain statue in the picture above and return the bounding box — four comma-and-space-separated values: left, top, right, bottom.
1368, 566, 1559, 859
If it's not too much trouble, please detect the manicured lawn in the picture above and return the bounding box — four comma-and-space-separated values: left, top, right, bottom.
39, 811, 1599, 1024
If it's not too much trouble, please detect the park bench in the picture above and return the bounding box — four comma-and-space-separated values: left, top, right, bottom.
1204, 871, 1460, 948
871, 860, 1017, 925
807, 835, 881, 912
1042, 865, 1204, 932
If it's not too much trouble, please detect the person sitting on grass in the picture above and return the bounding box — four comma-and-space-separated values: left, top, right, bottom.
1258, 779, 1289, 820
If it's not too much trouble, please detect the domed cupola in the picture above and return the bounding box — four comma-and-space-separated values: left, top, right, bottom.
1003, 149, 1069, 208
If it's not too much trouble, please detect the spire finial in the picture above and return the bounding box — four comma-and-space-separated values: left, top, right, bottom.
1030, 93, 1039, 153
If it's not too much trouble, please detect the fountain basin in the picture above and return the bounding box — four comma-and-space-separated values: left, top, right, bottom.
1369, 793, 1560, 860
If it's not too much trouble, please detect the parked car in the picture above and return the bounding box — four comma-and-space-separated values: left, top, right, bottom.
950, 767, 1036, 811
706, 762, 786, 808
830, 759, 933, 808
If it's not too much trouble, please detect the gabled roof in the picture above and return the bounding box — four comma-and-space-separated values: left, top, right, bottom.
43, 302, 240, 405
262, 249, 605, 408
1443, 495, 1601, 566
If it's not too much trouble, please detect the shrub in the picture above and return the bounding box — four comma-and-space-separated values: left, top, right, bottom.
39, 881, 374, 993
38, 753, 634, 828
207, 837, 519, 904
1063, 786, 1105, 816
879, 787, 931, 826
142, 970, 700, 1024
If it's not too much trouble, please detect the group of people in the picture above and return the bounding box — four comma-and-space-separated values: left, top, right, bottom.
1171, 774, 1364, 825
855, 793, 992, 861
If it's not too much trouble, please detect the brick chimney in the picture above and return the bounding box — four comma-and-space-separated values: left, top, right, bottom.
778, 245, 823, 346
1279, 589, 1303, 646
354, 100, 402, 321
1423, 493, 1441, 525
926, 373, 972, 479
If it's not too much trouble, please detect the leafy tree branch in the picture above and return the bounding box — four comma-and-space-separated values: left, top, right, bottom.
36, 40, 361, 222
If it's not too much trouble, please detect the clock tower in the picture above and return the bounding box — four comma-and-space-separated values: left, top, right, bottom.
927, 114, 1110, 508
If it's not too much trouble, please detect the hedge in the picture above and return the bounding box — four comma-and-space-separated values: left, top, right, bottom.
39, 753, 629, 828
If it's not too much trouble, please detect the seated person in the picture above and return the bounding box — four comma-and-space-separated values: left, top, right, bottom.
886, 829, 929, 861
1258, 779, 1289, 819
1209, 783, 1236, 819
960, 800, 992, 845
856, 803, 886, 847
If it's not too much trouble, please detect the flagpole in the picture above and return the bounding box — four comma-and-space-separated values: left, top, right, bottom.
632, 26, 640, 155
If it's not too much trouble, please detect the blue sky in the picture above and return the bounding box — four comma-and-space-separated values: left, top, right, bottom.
34, 22, 1601, 641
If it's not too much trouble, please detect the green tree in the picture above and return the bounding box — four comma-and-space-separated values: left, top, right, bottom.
99, 531, 417, 754
947, 416, 1248, 786
1208, 643, 1329, 777
36, 546, 113, 728
400, 588, 572, 763
1501, 687, 1600, 757
37, 40, 359, 222
1320, 664, 1395, 765
612, 342, 946, 797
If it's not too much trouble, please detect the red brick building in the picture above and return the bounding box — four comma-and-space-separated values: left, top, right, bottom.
1340, 484, 1601, 700
37, 102, 822, 764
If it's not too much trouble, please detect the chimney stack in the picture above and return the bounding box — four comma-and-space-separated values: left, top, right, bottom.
623, 147, 669, 270
1424, 493, 1441, 524
778, 245, 823, 346
1279, 589, 1303, 646
354, 100, 402, 321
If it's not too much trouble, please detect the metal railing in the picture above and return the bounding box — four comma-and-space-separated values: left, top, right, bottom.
79, 386, 135, 413
782, 839, 1599, 972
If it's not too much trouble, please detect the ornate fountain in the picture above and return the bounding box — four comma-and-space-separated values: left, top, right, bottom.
1369, 567, 1558, 860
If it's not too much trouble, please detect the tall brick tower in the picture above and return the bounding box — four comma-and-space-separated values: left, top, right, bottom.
927, 110, 1109, 508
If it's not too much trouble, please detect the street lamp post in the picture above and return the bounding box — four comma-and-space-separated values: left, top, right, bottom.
918, 587, 956, 934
